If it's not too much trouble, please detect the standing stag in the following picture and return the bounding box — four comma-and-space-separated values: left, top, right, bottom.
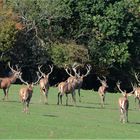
65, 64, 91, 102
133, 72, 140, 109
38, 65, 53, 104
0, 62, 21, 100
117, 81, 135, 123
19, 71, 42, 113
97, 76, 108, 108
57, 80, 76, 106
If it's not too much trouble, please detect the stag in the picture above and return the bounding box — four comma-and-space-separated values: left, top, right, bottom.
19, 72, 42, 113
38, 65, 53, 104
133, 72, 140, 109
57, 80, 76, 106
65, 64, 91, 102
0, 62, 21, 100
97, 76, 108, 108
117, 81, 135, 123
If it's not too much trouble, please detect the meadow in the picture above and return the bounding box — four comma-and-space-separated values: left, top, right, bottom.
0, 84, 140, 139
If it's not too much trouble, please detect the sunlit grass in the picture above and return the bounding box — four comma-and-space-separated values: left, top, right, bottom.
0, 84, 140, 139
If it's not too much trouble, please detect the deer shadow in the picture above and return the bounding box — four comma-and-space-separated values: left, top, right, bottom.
42, 114, 58, 118
128, 122, 140, 125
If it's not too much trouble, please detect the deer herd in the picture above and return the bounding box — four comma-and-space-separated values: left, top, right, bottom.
0, 62, 140, 123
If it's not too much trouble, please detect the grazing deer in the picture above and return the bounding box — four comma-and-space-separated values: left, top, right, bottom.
65, 64, 91, 102
97, 76, 108, 108
117, 81, 135, 123
0, 62, 21, 100
57, 80, 76, 106
38, 65, 53, 104
19, 72, 42, 113
133, 72, 140, 109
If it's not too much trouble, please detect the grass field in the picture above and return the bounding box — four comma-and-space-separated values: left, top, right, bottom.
0, 84, 140, 139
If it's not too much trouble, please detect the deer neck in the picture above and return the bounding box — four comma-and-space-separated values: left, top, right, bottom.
9, 74, 17, 83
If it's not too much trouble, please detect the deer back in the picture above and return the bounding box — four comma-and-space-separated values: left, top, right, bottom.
118, 96, 129, 110
58, 81, 75, 94
19, 85, 33, 101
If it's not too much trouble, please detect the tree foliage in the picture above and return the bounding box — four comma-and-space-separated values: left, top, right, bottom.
0, 7, 17, 61
0, 0, 139, 86
51, 42, 89, 67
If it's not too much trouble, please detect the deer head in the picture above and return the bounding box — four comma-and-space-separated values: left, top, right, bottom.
38, 65, 53, 79
72, 64, 92, 78
98, 76, 108, 88
19, 71, 42, 88
116, 81, 135, 97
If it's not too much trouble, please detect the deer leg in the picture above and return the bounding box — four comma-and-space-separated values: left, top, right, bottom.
72, 91, 76, 106
122, 109, 126, 124
22, 101, 26, 112
45, 91, 48, 105
135, 97, 137, 109
66, 94, 68, 106
126, 110, 129, 123
5, 88, 9, 101
100, 96, 104, 108
2, 89, 6, 101
102, 95, 105, 108
57, 92, 60, 105
40, 88, 43, 103
26, 101, 30, 114
78, 88, 81, 102
60, 94, 63, 105
138, 99, 140, 110
119, 108, 123, 123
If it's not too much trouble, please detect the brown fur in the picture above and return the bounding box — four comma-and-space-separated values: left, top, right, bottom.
57, 81, 76, 106
98, 77, 108, 108
118, 94, 129, 123
19, 84, 33, 113
134, 87, 140, 109
0, 66, 21, 101
38, 65, 53, 104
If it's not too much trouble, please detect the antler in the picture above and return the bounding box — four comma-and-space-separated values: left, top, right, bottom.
32, 72, 42, 85
8, 62, 16, 73
128, 82, 136, 95
72, 64, 80, 78
82, 64, 92, 77
134, 72, 140, 83
19, 73, 29, 85
8, 62, 21, 73
97, 76, 106, 83
48, 65, 54, 76
102, 76, 107, 82
65, 67, 74, 77
116, 81, 125, 94
38, 65, 45, 77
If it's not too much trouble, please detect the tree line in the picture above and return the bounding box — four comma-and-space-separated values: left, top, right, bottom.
0, 0, 139, 91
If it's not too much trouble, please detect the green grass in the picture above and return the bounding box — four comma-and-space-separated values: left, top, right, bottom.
0, 84, 140, 139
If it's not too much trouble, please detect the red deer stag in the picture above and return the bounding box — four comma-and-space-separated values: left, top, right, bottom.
117, 81, 135, 123
0, 62, 21, 100
19, 71, 42, 113
133, 72, 140, 109
65, 64, 91, 102
57, 80, 76, 106
38, 65, 53, 104
97, 76, 108, 108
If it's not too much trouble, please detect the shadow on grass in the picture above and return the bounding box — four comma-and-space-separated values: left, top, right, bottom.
128, 122, 140, 125
43, 114, 58, 117
0, 100, 20, 103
